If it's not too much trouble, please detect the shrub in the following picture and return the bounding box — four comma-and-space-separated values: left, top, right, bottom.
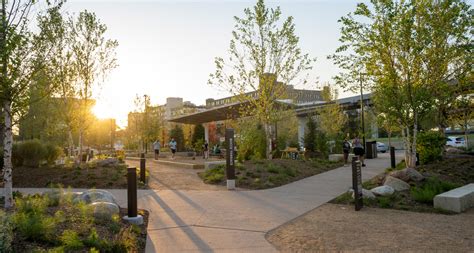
13, 196, 56, 242
236, 121, 267, 161
45, 144, 64, 165
417, 131, 445, 164
0, 210, 13, 252
199, 165, 227, 184
60, 230, 84, 250
411, 177, 461, 203
17, 139, 47, 167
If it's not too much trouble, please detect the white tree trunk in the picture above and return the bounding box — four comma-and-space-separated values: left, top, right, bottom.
3, 100, 14, 209
68, 129, 74, 157
264, 122, 273, 160
78, 129, 83, 163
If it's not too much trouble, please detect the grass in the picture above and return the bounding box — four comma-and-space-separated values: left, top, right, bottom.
411, 178, 461, 203
199, 158, 344, 189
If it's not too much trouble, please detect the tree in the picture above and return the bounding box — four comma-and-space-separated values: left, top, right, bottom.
303, 116, 317, 153
69, 10, 118, 162
209, 0, 314, 159
1, 0, 64, 209
169, 125, 185, 151
318, 85, 347, 139
331, 0, 472, 167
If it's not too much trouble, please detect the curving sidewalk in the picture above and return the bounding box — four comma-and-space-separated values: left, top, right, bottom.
6, 153, 402, 252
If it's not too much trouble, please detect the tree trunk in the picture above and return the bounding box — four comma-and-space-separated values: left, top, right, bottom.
68, 129, 74, 157
264, 122, 273, 160
3, 100, 14, 209
78, 129, 83, 163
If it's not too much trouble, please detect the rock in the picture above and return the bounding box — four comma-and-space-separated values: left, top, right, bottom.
390, 168, 424, 182
384, 176, 410, 191
90, 202, 120, 220
80, 189, 118, 205
371, 185, 395, 196
97, 157, 119, 167
446, 147, 463, 153
351, 188, 376, 199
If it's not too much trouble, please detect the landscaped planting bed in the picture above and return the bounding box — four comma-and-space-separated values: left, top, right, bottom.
0, 192, 148, 252
331, 157, 474, 213
3, 162, 148, 189
199, 159, 344, 189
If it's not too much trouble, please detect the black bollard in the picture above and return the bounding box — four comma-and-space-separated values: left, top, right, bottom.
127, 167, 138, 218
416, 153, 420, 166
140, 153, 146, 183
390, 146, 396, 168
352, 157, 363, 211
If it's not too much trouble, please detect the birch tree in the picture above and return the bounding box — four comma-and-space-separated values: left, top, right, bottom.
69, 10, 118, 162
209, 0, 314, 159
1, 0, 63, 209
331, 0, 472, 167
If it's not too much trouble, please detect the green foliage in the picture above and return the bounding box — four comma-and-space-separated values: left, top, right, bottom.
192, 124, 205, 146
12, 140, 63, 167
45, 143, 64, 165
169, 125, 185, 151
16, 139, 47, 167
417, 131, 445, 164
304, 117, 317, 152
236, 121, 267, 161
12, 196, 56, 242
200, 166, 226, 184
60, 230, 84, 250
0, 210, 13, 252
411, 178, 461, 203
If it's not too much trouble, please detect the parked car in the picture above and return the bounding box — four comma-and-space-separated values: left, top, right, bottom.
446, 136, 466, 148
376, 142, 388, 153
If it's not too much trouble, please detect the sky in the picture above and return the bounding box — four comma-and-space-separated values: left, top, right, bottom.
58, 0, 368, 127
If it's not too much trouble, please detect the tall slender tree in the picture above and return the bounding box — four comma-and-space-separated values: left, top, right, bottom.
69, 10, 118, 162
1, 0, 63, 209
331, 0, 472, 167
209, 0, 315, 159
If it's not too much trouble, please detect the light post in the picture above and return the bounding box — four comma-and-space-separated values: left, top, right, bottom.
359, 73, 366, 150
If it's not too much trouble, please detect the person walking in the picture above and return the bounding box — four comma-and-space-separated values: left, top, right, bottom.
202, 140, 209, 160
153, 139, 161, 160
169, 138, 177, 159
342, 137, 351, 165
352, 136, 366, 167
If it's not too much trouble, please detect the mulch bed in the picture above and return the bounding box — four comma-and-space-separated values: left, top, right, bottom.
199, 158, 344, 190
2, 164, 147, 189
330, 157, 474, 213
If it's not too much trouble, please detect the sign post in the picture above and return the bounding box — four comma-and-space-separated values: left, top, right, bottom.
225, 128, 236, 190
352, 157, 363, 211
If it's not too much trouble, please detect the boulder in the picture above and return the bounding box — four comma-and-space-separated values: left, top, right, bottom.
371, 185, 395, 196
384, 176, 410, 191
350, 188, 376, 199
97, 157, 119, 167
90, 202, 120, 220
390, 168, 424, 182
80, 189, 118, 205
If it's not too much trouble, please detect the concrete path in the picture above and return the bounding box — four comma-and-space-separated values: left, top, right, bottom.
6, 152, 403, 252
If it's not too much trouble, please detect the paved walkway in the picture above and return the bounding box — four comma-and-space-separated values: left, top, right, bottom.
7, 153, 402, 252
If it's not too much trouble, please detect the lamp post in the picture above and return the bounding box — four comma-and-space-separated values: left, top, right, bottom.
359, 73, 366, 150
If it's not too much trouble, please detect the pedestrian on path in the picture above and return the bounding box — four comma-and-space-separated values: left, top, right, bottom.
169, 138, 177, 159
342, 136, 351, 165
352, 136, 366, 167
153, 139, 161, 160
203, 140, 209, 160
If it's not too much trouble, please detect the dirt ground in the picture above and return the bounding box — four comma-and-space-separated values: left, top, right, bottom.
267, 203, 474, 252
126, 159, 225, 191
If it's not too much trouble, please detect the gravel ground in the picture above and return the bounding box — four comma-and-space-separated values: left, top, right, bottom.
126, 159, 225, 191
267, 203, 474, 252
